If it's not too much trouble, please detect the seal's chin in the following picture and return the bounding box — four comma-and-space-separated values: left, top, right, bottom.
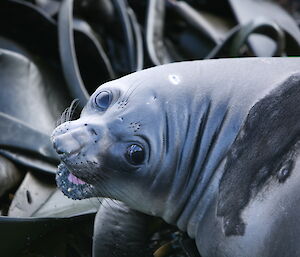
56, 163, 95, 200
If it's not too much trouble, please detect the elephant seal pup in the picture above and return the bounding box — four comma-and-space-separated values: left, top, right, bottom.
52, 58, 300, 257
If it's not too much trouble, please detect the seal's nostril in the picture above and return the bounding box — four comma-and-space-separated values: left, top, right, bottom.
53, 139, 64, 155
90, 128, 98, 136
52, 140, 57, 149
57, 149, 64, 155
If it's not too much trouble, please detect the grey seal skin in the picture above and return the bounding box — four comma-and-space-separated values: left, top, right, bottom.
52, 57, 300, 257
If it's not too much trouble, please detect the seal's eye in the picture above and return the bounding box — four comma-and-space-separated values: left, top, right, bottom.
126, 145, 145, 165
95, 91, 111, 110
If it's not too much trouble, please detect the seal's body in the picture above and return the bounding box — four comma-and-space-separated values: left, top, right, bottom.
52, 58, 300, 257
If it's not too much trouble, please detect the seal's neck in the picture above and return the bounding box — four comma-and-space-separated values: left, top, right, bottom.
156, 96, 245, 238
171, 159, 226, 238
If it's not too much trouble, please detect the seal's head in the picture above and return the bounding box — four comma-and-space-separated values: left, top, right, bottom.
51, 64, 193, 216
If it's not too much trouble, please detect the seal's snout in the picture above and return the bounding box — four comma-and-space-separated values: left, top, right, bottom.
52, 132, 82, 157
52, 120, 98, 159
51, 122, 71, 144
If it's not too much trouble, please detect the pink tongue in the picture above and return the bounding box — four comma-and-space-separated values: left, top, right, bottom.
68, 173, 86, 185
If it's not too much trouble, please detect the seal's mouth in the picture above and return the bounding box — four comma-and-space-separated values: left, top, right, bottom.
67, 172, 86, 185
56, 163, 95, 200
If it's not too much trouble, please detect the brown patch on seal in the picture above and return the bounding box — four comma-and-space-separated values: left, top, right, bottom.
217, 73, 300, 236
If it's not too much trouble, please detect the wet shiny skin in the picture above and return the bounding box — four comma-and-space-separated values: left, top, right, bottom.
52, 58, 300, 257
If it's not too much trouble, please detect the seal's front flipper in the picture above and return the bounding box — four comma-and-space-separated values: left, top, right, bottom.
93, 200, 151, 257
217, 72, 300, 236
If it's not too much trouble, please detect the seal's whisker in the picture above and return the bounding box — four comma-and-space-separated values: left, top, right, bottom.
86, 197, 102, 210
123, 85, 132, 102
90, 171, 136, 208
64, 107, 70, 122
123, 79, 143, 102
93, 194, 103, 206
126, 83, 142, 101
66, 99, 80, 121
88, 175, 125, 210
56, 107, 69, 126
113, 186, 140, 210
102, 197, 116, 211
102, 197, 123, 212
90, 185, 105, 201
126, 85, 141, 102
63, 108, 69, 122
56, 99, 80, 126
123, 79, 142, 100
90, 184, 120, 212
